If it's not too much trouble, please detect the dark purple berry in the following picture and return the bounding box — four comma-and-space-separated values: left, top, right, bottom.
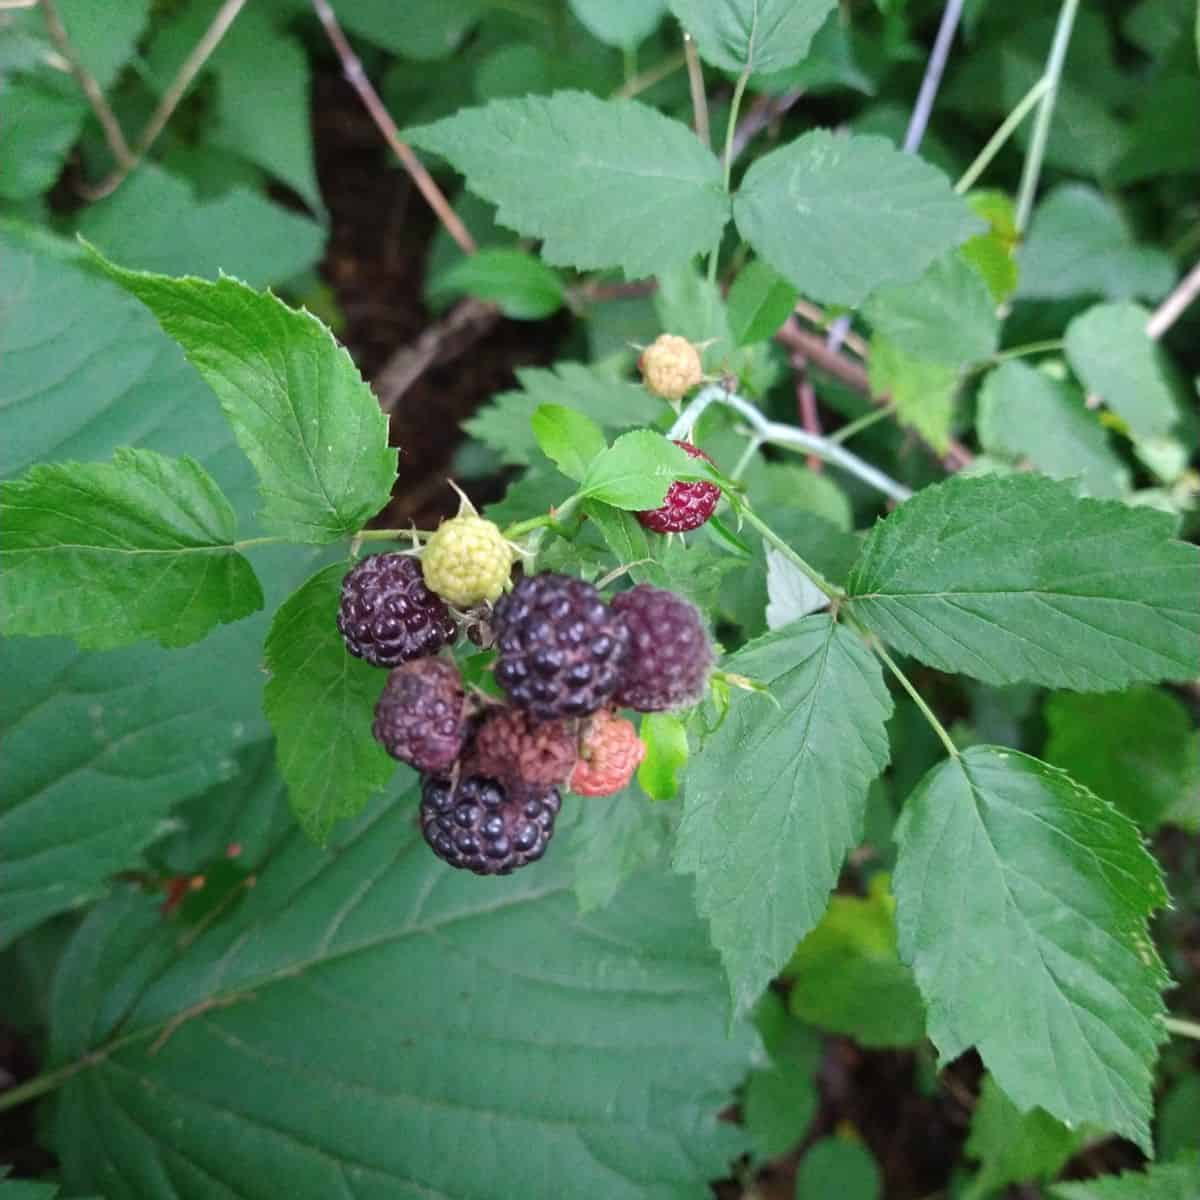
420, 766, 561, 875
373, 658, 467, 773
492, 572, 629, 720
337, 553, 456, 668
636, 441, 720, 534
611, 584, 713, 711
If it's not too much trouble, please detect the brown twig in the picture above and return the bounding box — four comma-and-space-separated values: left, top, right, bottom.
311, 0, 475, 255
83, 0, 248, 200
683, 32, 709, 147
40, 0, 133, 169
791, 353, 824, 473
793, 298, 869, 359
1147, 259, 1200, 341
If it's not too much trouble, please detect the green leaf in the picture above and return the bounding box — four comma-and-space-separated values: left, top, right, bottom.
638, 712, 690, 800
744, 1062, 818, 1160
568, 0, 667, 46
1159, 1077, 1200, 1160
341, 0, 484, 59
1065, 302, 1179, 440
1044, 688, 1200, 830
727, 260, 799, 346
893, 746, 1169, 1152
1, 449, 262, 650
428, 247, 565, 320
796, 1139, 882, 1200
465, 362, 664, 467
1018, 185, 1176, 303
567, 786, 672, 911
961, 190, 1019, 304
530, 404, 607, 481
75, 165, 325, 288
976, 362, 1130, 499
863, 250, 999, 367
580, 430, 697, 509
263, 564, 397, 843
668, 0, 839, 73
582, 500, 669, 584
48, 797, 755, 1198
868, 335, 958, 453
675, 615, 893, 1013
86, 250, 397, 543
407, 92, 729, 278
1049, 1158, 1200, 1200
733, 131, 983, 307
965, 1075, 1084, 1198
782, 874, 925, 1048
845, 474, 1200, 690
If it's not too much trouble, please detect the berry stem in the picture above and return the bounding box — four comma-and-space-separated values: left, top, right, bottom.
502, 493, 582, 541
354, 528, 436, 543
863, 633, 960, 760
738, 506, 843, 602
1164, 1016, 1200, 1041
828, 404, 894, 445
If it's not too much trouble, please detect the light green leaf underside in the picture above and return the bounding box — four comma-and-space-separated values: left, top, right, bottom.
675, 615, 893, 1014
1, 448, 261, 650
845, 473, 1200, 690
50, 796, 755, 1199
406, 91, 729, 279
893, 747, 1169, 1152
87, 251, 397, 543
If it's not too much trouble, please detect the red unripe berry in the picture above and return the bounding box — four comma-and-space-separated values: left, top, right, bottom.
636, 441, 720, 534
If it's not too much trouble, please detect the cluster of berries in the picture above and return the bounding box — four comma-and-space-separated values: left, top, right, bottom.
337, 538, 713, 876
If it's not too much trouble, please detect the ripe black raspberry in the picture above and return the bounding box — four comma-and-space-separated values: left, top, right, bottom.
492, 573, 629, 720
636, 441, 720, 534
337, 553, 456, 668
373, 658, 468, 773
420, 766, 561, 875
611, 584, 713, 711
473, 707, 577, 787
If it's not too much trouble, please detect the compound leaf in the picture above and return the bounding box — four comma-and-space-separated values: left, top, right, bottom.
87, 249, 397, 543
1, 449, 262, 650
733, 132, 983, 306
675, 615, 893, 1014
668, 0, 839, 74
1050, 1158, 1200, 1200
406, 92, 729, 278
845, 474, 1200, 690
893, 747, 1168, 1152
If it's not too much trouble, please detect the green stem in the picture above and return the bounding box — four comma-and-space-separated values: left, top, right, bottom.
868, 636, 960, 759
739, 506, 843, 601
730, 435, 763, 482
988, 338, 1064, 364
622, 43, 636, 86
954, 75, 1048, 195
502, 493, 582, 541
707, 65, 751, 284
354, 527, 435, 544
1014, 0, 1080, 233
829, 404, 894, 445
612, 49, 686, 99
1165, 1015, 1200, 1041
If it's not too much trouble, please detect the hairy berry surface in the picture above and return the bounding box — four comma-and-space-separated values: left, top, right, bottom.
372, 658, 468, 773
474, 707, 577, 787
638, 333, 703, 400
612, 584, 713, 711
337, 553, 456, 667
420, 767, 561, 874
636, 441, 720, 534
421, 514, 513, 608
493, 572, 629, 720
570, 709, 646, 796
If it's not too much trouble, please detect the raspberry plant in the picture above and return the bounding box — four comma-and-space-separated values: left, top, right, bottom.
2, 0, 1200, 1196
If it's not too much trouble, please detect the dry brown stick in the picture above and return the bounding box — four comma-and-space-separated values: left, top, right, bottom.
40, 0, 133, 168
683, 32, 709, 147
83, 0, 248, 199
311, 0, 475, 255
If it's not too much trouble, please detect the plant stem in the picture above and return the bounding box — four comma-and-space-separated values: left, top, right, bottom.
1147, 258, 1200, 340
869, 636, 960, 758
739, 507, 843, 601
954, 75, 1049, 194
683, 33, 709, 145
1014, 0, 1080, 234
730, 435, 763, 481
613, 49, 686, 100
707, 65, 751, 283
983, 338, 1065, 366
902, 0, 964, 153
829, 404, 894, 444
1164, 1015, 1200, 1041
354, 527, 435, 543
502, 494, 581, 541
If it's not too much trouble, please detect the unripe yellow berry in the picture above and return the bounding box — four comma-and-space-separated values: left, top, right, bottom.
421, 514, 513, 608
638, 334, 704, 401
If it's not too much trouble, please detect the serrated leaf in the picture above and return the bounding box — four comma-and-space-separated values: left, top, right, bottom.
868, 335, 958, 453
87, 250, 397, 543
863, 250, 998, 367
965, 1075, 1084, 1197
1044, 688, 1200, 830
406, 91, 728, 278
428, 247, 564, 319
581, 430, 697, 509
675, 615, 893, 1013
530, 404, 606, 480
48, 797, 755, 1199
569, 0, 667, 46
668, 0, 839, 74
465, 362, 664, 467
1065, 302, 1179, 440
845, 474, 1200, 690
1018, 185, 1176, 303
976, 361, 1129, 499
567, 786, 672, 911
727, 260, 799, 346
733, 131, 983, 306
1050, 1158, 1200, 1199
638, 712, 689, 800
893, 746, 1169, 1151
581, 500, 669, 585
782, 874, 925, 1048
1, 448, 262, 649
263, 564, 396, 843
